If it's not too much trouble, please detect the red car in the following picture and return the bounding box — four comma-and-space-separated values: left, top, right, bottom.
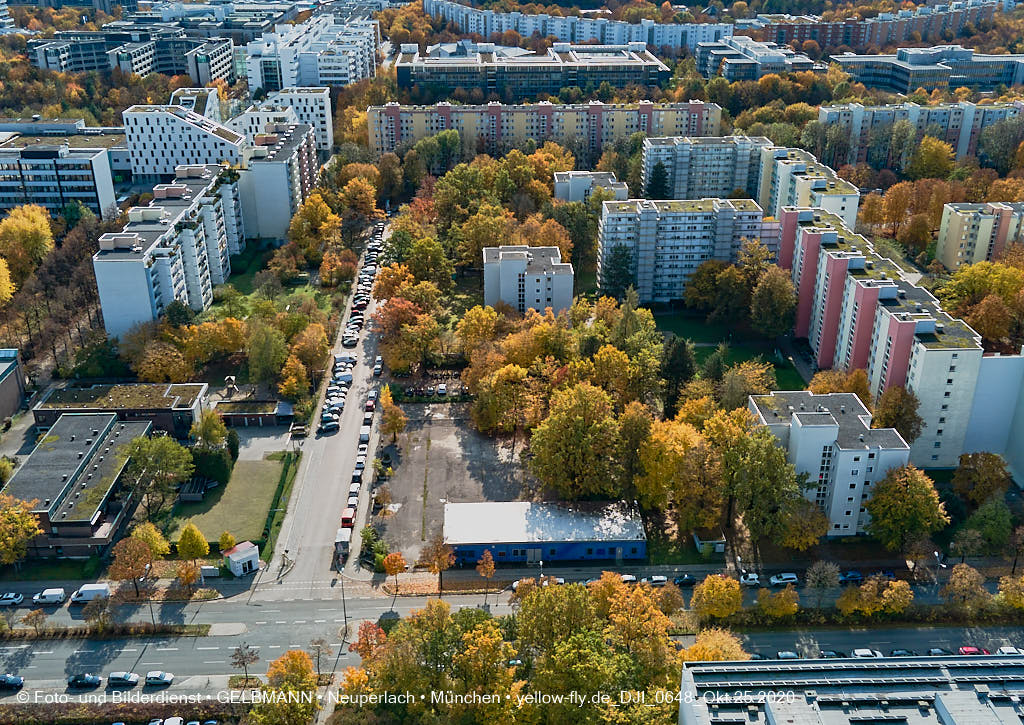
958, 646, 991, 655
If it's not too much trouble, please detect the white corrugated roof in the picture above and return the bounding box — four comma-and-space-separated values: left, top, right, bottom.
443, 502, 645, 545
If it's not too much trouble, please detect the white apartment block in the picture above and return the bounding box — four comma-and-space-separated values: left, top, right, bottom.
0, 144, 116, 219
749, 391, 910, 536
641, 136, 859, 229
93, 165, 243, 339
169, 87, 223, 123
422, 0, 732, 52
238, 123, 318, 240
483, 246, 574, 315
936, 202, 1024, 269
225, 105, 301, 141
266, 87, 333, 156
597, 198, 780, 303
123, 105, 248, 179
245, 16, 378, 92
554, 171, 628, 202
818, 101, 1023, 164
368, 100, 721, 160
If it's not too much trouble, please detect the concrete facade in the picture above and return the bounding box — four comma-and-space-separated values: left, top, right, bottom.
553, 171, 628, 202
0, 144, 116, 219
482, 245, 574, 315
937, 202, 1024, 269
834, 45, 1024, 93
696, 35, 822, 80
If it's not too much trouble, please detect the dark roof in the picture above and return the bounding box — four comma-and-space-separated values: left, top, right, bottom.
751, 391, 908, 450
1, 413, 151, 522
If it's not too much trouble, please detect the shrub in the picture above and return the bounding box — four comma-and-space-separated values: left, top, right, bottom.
193, 447, 233, 485
226, 429, 240, 461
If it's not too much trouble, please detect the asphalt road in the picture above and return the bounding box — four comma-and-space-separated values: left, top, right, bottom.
740, 626, 1024, 659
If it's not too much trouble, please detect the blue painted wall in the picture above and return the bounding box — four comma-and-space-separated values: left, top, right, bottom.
452, 539, 646, 566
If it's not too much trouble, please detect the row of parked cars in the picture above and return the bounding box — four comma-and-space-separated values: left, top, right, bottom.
762, 646, 1023, 660
342, 224, 384, 350
0, 583, 114, 608
319, 352, 358, 434
0, 671, 176, 692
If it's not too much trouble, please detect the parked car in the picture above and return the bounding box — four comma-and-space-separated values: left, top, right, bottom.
927, 647, 953, 656
0, 674, 23, 689
958, 646, 991, 655
776, 651, 800, 660
375, 355, 383, 365
365, 400, 375, 412
437, 383, 447, 396
818, 650, 847, 658
890, 649, 917, 657
998, 646, 1023, 655
145, 671, 173, 686
619, 574, 637, 584
32, 588, 65, 605
838, 570, 863, 585
851, 649, 883, 658
0, 593, 23, 607
107, 671, 140, 686
67, 674, 101, 688
769, 573, 798, 587
641, 575, 667, 587
739, 572, 760, 587
673, 574, 696, 587
318, 421, 340, 435
373, 364, 382, 376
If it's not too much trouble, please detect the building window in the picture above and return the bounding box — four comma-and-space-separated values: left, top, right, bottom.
586, 548, 593, 555
631, 547, 637, 554
934, 441, 941, 448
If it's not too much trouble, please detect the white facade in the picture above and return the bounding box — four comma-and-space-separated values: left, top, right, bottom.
266, 87, 333, 156
553, 171, 628, 202
237, 123, 318, 240
245, 16, 378, 92
123, 105, 248, 179
483, 246, 574, 315
93, 165, 242, 339
749, 391, 910, 536
597, 198, 781, 303
0, 144, 116, 219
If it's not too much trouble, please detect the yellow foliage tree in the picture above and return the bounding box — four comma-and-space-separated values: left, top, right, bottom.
690, 574, 743, 621
0, 204, 53, 283
683, 627, 750, 661
136, 341, 192, 383
277, 354, 308, 401
0, 259, 13, 304
757, 585, 799, 619
290, 322, 328, 370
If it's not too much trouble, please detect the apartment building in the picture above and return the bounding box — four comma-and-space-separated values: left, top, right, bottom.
422, 0, 732, 52
834, 45, 1024, 93
696, 35, 822, 80
367, 100, 721, 159
483, 245, 574, 315
123, 105, 249, 179
554, 171, 628, 202
266, 87, 333, 156
244, 16, 379, 92
0, 144, 116, 219
749, 391, 909, 536
238, 123, 318, 240
818, 101, 1022, 164
93, 165, 243, 338
740, 1, 999, 52
641, 136, 859, 228
778, 206, 1024, 471
597, 198, 780, 303
937, 202, 1024, 268
169, 87, 222, 123
394, 42, 670, 101
0, 0, 14, 32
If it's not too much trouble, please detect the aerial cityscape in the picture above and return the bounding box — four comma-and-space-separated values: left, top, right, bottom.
0, 0, 1023, 721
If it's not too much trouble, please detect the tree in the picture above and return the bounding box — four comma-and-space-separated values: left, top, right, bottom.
600, 245, 634, 299
0, 204, 54, 283
966, 498, 1012, 554
308, 638, 333, 682
718, 359, 775, 410
247, 322, 288, 383
374, 263, 415, 300
778, 498, 829, 551
873, 386, 924, 444
805, 560, 840, 610
808, 369, 872, 409
476, 549, 495, 605
287, 192, 341, 252
0, 259, 13, 304
406, 236, 454, 291
176, 561, 200, 594
683, 628, 749, 661
82, 595, 112, 631
967, 294, 1013, 345
953, 452, 1011, 507
942, 563, 990, 614
165, 299, 195, 327
290, 323, 328, 371
645, 161, 670, 199
383, 551, 406, 606
0, 495, 42, 566
685, 260, 729, 311
528, 382, 621, 499
177, 522, 210, 565
1009, 526, 1024, 574
125, 436, 194, 520
231, 643, 260, 685
190, 409, 228, 450
882, 182, 913, 239
135, 341, 191, 382
661, 336, 697, 417
906, 136, 954, 180
690, 574, 743, 621
379, 385, 407, 444
251, 650, 319, 725
708, 266, 749, 326
951, 527, 984, 564
757, 585, 799, 619
109, 537, 152, 596
219, 531, 236, 553
131, 522, 170, 559
458, 203, 514, 270
865, 465, 949, 552
999, 574, 1024, 610
749, 266, 796, 337
420, 534, 454, 597
21, 609, 46, 635
278, 354, 309, 401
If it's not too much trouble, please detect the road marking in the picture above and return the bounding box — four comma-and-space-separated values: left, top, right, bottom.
204, 660, 223, 664
293, 620, 306, 624
330, 643, 343, 648
34, 651, 53, 655
115, 648, 137, 653
26, 666, 36, 669
314, 619, 326, 623
196, 646, 219, 650
141, 662, 162, 666
156, 647, 179, 651
268, 645, 280, 649
265, 609, 281, 613
255, 621, 267, 625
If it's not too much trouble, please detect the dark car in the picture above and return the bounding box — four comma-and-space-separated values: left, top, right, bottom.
673, 574, 696, 587
748, 653, 766, 661
876, 570, 897, 580
818, 650, 847, 658
890, 649, 917, 657
67, 674, 101, 688
0, 674, 23, 689
838, 570, 864, 585
927, 647, 953, 656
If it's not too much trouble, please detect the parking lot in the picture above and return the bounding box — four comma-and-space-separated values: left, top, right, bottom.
376, 403, 523, 565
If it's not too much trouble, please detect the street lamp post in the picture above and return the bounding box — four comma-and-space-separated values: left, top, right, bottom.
934, 550, 948, 584
539, 559, 543, 583
340, 575, 349, 644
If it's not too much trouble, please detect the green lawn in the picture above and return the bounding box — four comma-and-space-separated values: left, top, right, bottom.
228, 246, 273, 295
169, 455, 286, 543
654, 312, 745, 345
449, 273, 485, 317
646, 531, 723, 565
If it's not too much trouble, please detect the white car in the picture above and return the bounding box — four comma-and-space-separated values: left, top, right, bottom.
998, 646, 1023, 655
145, 671, 173, 686
641, 575, 667, 587
769, 573, 798, 587
851, 649, 883, 658
739, 572, 760, 587
620, 574, 637, 584
0, 593, 23, 607
437, 383, 447, 396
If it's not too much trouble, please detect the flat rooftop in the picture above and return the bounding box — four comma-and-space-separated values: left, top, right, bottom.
444, 501, 646, 546
1, 133, 126, 150
38, 383, 206, 411
1, 413, 151, 522
750, 391, 908, 451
